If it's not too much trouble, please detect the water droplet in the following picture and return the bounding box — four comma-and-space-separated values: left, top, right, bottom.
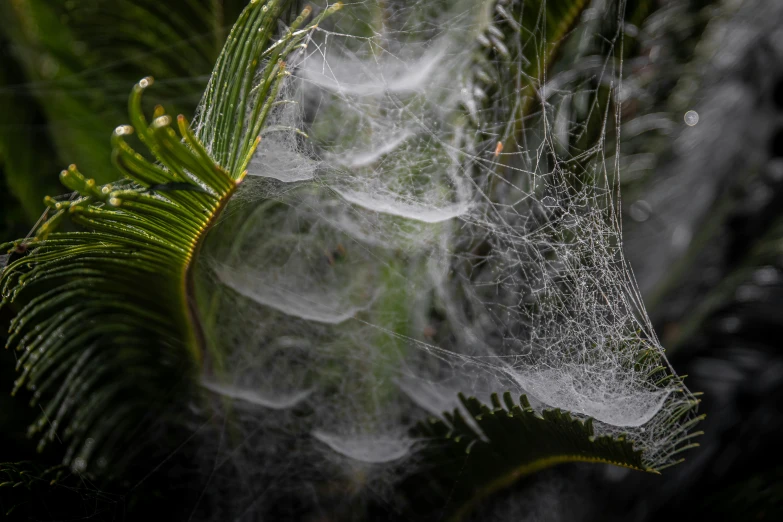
629, 200, 652, 222
753, 266, 778, 286
561, 214, 577, 228
72, 457, 87, 473
684, 110, 699, 126
649, 45, 660, 63
736, 284, 763, 303
153, 115, 171, 127
719, 316, 741, 333
671, 225, 692, 250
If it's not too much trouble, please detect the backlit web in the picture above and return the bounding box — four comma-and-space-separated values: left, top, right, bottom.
192, 0, 699, 514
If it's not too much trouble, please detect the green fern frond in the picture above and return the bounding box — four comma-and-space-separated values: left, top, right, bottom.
403, 392, 651, 521
0, 0, 339, 473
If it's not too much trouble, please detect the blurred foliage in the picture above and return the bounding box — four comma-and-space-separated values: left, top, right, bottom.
0, 0, 250, 223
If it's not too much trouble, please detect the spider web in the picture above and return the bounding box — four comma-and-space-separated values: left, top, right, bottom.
191, 0, 700, 515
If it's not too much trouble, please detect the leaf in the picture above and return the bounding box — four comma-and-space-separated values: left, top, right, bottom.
402, 392, 652, 521
0, 0, 339, 473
